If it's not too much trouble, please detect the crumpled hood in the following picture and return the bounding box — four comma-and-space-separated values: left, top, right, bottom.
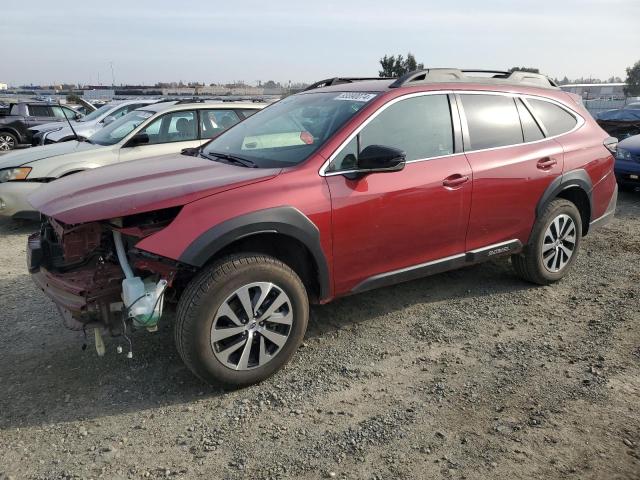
0, 141, 99, 169
28, 153, 281, 224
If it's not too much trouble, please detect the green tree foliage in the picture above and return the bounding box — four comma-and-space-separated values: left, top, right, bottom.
509, 67, 540, 74
66, 94, 81, 103
379, 53, 424, 77
624, 60, 640, 96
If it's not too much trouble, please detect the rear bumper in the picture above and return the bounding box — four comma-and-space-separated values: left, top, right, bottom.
590, 183, 617, 230
0, 181, 42, 219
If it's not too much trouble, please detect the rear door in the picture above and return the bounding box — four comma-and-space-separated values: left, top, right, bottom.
325, 93, 473, 294
118, 109, 201, 163
458, 93, 564, 250
25, 104, 56, 128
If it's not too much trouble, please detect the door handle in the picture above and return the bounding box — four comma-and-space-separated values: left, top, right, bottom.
443, 174, 469, 188
537, 157, 557, 169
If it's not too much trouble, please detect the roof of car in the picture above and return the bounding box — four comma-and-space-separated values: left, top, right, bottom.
138, 101, 265, 114
301, 69, 560, 95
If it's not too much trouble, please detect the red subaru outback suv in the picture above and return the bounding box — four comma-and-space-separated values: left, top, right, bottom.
27, 69, 618, 386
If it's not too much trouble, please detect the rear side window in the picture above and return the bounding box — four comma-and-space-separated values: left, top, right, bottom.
29, 105, 51, 116
461, 94, 523, 150
516, 99, 545, 142
239, 109, 258, 119
200, 110, 240, 139
527, 99, 577, 137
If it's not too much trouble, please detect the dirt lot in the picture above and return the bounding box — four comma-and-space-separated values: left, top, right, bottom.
0, 194, 639, 480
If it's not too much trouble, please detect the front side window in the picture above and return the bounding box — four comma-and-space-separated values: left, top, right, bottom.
461, 94, 523, 150
202, 92, 378, 168
327, 94, 454, 172
51, 106, 76, 119
139, 110, 197, 144
528, 99, 577, 137
89, 110, 154, 146
200, 110, 240, 139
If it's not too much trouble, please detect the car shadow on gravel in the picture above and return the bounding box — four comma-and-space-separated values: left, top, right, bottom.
0, 258, 535, 430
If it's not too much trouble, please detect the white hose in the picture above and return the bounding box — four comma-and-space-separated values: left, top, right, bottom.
113, 230, 134, 279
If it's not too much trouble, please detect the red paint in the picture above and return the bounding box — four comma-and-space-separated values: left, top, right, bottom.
30, 81, 617, 303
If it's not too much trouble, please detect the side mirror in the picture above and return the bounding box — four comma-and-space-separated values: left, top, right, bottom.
181, 146, 200, 157
75, 113, 83, 120
125, 133, 149, 147
357, 145, 406, 173
102, 115, 116, 125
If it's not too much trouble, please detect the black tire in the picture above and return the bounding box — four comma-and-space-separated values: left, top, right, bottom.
0, 131, 18, 151
512, 199, 582, 285
175, 254, 309, 387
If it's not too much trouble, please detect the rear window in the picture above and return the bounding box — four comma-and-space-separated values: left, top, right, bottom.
528, 99, 577, 137
461, 94, 523, 150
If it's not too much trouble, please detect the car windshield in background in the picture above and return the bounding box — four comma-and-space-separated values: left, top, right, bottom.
89, 110, 154, 146
202, 92, 378, 167
77, 103, 114, 122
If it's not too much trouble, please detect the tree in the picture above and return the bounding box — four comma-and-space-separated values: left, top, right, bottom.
379, 53, 424, 77
624, 60, 640, 96
509, 67, 540, 74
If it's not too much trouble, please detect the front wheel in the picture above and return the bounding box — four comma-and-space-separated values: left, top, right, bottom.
0, 132, 17, 151
175, 254, 309, 387
512, 199, 582, 285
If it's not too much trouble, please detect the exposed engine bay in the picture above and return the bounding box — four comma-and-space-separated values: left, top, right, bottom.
27, 209, 190, 355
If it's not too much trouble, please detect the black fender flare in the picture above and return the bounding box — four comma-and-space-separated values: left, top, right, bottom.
536, 169, 593, 221
179, 206, 331, 299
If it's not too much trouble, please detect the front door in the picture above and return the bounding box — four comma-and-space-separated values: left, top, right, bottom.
118, 109, 202, 163
325, 94, 473, 295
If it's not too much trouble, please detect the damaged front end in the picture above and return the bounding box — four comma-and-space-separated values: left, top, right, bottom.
27, 208, 188, 354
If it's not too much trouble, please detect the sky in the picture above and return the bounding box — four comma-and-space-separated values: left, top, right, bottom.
2, 0, 639, 86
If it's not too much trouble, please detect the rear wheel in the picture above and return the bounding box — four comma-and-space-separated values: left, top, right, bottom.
512, 199, 582, 285
175, 254, 309, 387
0, 132, 17, 151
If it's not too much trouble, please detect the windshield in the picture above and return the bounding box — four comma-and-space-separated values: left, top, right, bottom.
202, 92, 378, 167
89, 110, 154, 146
78, 103, 116, 122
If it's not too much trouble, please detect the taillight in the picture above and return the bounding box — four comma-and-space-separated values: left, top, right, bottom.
603, 136, 618, 155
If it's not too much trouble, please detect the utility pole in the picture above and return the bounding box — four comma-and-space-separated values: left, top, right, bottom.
110, 62, 115, 86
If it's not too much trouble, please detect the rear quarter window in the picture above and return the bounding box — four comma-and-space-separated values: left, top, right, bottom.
528, 99, 577, 137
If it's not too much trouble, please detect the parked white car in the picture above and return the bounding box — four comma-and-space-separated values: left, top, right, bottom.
28, 99, 158, 145
0, 101, 263, 219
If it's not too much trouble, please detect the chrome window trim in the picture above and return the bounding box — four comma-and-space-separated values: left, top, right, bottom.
319, 90, 585, 177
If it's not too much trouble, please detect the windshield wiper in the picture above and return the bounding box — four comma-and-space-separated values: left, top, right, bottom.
202, 151, 258, 168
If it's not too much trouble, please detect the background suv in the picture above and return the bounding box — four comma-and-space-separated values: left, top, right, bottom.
0, 102, 81, 150
27, 69, 617, 386
0, 100, 263, 219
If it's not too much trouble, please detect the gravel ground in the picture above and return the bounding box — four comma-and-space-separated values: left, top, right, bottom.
0, 193, 639, 480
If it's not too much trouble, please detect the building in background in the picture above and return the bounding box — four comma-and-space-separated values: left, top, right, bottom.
0, 83, 8, 90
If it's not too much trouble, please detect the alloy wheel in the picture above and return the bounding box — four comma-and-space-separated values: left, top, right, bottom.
211, 282, 293, 370
542, 214, 576, 273
0, 135, 15, 151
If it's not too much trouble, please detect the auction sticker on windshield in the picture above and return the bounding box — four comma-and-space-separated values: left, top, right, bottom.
334, 92, 377, 102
